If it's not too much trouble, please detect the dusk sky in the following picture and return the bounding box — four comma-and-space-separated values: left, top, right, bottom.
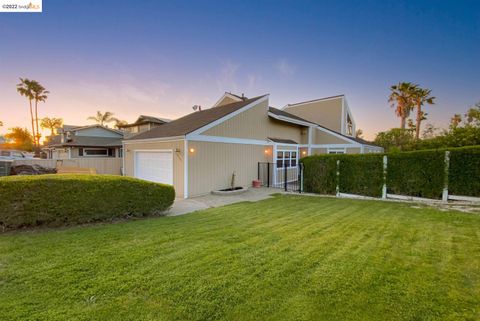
1, 0, 479, 139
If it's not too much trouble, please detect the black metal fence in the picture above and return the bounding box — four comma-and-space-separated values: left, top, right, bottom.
258, 162, 304, 192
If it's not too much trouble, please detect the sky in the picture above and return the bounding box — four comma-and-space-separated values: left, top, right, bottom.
0, 0, 479, 140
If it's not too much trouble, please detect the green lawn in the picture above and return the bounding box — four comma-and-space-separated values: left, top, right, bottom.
1, 196, 479, 321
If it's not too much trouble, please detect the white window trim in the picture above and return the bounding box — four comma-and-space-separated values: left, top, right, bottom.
82, 147, 110, 157
276, 149, 299, 168
327, 148, 346, 154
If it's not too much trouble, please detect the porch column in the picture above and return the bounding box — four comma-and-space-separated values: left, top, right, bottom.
307, 126, 313, 155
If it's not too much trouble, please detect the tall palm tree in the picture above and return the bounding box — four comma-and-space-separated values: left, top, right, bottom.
87, 111, 118, 126
388, 82, 416, 130
41, 117, 63, 136
411, 86, 435, 139
16, 78, 37, 148
32, 81, 49, 145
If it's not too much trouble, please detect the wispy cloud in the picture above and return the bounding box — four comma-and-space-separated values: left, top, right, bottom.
216, 60, 240, 92
274, 58, 296, 76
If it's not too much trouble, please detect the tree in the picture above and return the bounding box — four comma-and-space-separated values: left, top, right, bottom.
41, 117, 63, 136
450, 114, 462, 129
422, 123, 440, 139
374, 128, 415, 152
411, 85, 435, 139
16, 78, 37, 148
31, 80, 49, 146
114, 119, 128, 129
4, 127, 34, 151
388, 82, 416, 130
87, 111, 118, 126
355, 129, 363, 139
465, 102, 480, 126
0, 120, 3, 127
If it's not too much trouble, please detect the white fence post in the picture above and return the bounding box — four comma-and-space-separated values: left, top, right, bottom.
382, 155, 388, 199
336, 160, 340, 197
442, 151, 450, 202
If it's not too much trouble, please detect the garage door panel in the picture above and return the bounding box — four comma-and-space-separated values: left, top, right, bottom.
134, 151, 173, 185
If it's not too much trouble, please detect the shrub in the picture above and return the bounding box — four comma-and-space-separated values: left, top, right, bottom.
339, 154, 384, 197
386, 149, 446, 199
0, 175, 175, 230
448, 146, 480, 197
301, 155, 339, 194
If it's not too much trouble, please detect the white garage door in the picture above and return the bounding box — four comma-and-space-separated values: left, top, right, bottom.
134, 151, 173, 185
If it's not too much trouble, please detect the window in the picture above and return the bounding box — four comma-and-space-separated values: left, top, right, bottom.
328, 148, 345, 154
276, 150, 298, 168
118, 148, 123, 158
83, 148, 109, 157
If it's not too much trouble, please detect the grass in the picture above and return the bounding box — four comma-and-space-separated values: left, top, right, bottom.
1, 195, 479, 321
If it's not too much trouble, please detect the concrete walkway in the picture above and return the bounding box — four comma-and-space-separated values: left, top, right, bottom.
167, 187, 281, 216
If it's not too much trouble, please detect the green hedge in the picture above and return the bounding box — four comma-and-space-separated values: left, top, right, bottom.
339, 154, 384, 197
0, 175, 175, 230
448, 146, 480, 197
302, 155, 339, 194
386, 150, 446, 199
301, 146, 480, 199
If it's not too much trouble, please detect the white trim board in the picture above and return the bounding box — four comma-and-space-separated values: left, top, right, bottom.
281, 95, 344, 110
188, 134, 273, 146
184, 140, 189, 198
123, 136, 184, 144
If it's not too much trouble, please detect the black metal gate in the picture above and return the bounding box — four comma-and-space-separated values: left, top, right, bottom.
258, 162, 304, 192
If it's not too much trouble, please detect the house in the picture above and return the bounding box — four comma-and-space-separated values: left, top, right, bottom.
117, 115, 170, 137
43, 124, 124, 159
123, 92, 382, 198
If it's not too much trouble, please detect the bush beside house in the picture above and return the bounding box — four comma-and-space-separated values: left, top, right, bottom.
0, 175, 175, 230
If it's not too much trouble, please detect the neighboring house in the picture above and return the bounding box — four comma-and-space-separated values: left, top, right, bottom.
123, 92, 382, 198
43, 124, 124, 159
118, 115, 170, 137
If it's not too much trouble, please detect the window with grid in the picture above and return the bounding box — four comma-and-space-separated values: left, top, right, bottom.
276, 150, 298, 168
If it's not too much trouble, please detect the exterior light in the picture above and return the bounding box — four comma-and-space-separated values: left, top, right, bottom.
302, 150, 307, 155
264, 149, 269, 154
189, 148, 195, 153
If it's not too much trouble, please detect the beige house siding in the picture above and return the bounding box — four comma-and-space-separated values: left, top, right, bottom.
203, 100, 306, 144
311, 148, 328, 154
215, 96, 239, 107
284, 97, 343, 132
314, 129, 351, 145
188, 141, 269, 197
346, 147, 361, 154
124, 140, 185, 198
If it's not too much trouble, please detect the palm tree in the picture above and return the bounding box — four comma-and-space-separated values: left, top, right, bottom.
0, 120, 3, 127
32, 81, 49, 145
411, 86, 435, 139
16, 78, 37, 148
41, 117, 63, 136
388, 82, 416, 130
114, 119, 128, 129
87, 111, 118, 126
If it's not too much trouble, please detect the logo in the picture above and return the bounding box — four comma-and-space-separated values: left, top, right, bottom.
1, 0, 42, 12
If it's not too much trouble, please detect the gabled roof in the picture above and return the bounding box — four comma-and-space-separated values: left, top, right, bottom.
66, 124, 124, 135
127, 95, 267, 140
118, 115, 170, 128
212, 92, 247, 107
268, 107, 317, 126
47, 135, 123, 147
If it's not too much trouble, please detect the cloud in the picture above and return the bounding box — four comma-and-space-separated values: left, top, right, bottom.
275, 58, 296, 76
216, 60, 240, 92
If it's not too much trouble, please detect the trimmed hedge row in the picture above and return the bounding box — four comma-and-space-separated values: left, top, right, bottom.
302, 155, 338, 195
301, 146, 480, 199
386, 150, 445, 199
339, 154, 384, 197
448, 147, 480, 197
0, 174, 175, 230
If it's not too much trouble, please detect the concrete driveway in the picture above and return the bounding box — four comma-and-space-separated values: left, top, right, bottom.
167, 187, 281, 216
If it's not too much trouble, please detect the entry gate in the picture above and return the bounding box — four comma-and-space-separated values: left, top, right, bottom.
258, 162, 304, 192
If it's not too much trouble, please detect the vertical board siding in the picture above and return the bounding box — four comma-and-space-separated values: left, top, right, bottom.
188, 141, 270, 197
12, 158, 122, 175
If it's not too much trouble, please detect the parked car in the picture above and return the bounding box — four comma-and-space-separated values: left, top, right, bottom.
0, 150, 31, 160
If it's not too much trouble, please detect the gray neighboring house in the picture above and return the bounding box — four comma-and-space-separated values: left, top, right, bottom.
117, 115, 170, 137
43, 124, 124, 159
